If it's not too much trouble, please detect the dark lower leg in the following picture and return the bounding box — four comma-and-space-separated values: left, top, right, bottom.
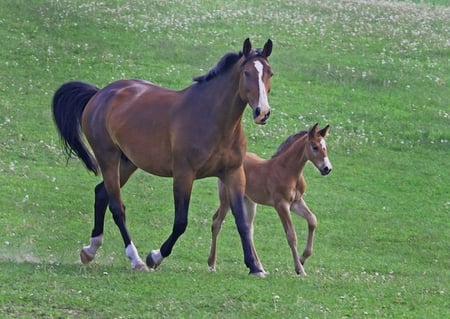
231, 196, 261, 273
91, 182, 108, 238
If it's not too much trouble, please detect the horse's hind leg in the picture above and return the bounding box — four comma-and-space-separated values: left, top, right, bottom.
208, 180, 230, 272
82, 155, 147, 270
291, 198, 317, 266
80, 181, 108, 264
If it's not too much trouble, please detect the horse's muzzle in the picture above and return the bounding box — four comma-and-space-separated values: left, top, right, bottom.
253, 107, 270, 124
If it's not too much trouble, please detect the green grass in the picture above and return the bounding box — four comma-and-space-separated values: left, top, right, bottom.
1, 0, 449, 318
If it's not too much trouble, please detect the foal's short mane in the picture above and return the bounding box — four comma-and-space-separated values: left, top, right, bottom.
193, 49, 266, 83
271, 130, 308, 158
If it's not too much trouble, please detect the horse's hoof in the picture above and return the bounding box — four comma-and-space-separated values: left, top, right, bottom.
146, 249, 163, 269
250, 271, 266, 278
80, 249, 94, 264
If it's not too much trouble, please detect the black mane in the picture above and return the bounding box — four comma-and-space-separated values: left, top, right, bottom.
271, 130, 308, 158
193, 49, 266, 83
193, 52, 243, 83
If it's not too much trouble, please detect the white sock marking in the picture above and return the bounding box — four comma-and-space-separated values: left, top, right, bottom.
151, 249, 163, 265
83, 234, 104, 258
125, 242, 144, 268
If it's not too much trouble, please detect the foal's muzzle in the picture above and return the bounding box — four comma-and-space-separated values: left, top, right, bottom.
320, 165, 332, 176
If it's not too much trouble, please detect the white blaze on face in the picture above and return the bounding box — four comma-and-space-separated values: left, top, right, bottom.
320, 138, 327, 150
253, 60, 270, 116
319, 138, 332, 170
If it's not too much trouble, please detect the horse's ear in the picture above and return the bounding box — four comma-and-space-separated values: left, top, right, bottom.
319, 125, 330, 138
309, 123, 319, 139
261, 39, 272, 58
243, 38, 252, 57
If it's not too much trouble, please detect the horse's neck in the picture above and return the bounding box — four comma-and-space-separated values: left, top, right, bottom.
194, 70, 246, 130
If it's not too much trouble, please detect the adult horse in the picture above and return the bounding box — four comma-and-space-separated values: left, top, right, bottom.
52, 38, 273, 276
208, 124, 332, 275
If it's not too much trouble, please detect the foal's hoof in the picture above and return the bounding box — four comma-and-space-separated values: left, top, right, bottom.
296, 264, 307, 276
208, 266, 217, 272
80, 249, 94, 264
146, 249, 163, 269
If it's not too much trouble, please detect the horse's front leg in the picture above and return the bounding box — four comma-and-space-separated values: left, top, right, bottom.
146, 171, 194, 270
275, 200, 306, 275
224, 168, 265, 277
291, 198, 317, 266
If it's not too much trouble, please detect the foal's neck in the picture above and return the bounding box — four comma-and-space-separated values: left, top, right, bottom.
277, 136, 309, 176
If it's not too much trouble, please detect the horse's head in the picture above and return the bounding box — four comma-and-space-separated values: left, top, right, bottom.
239, 38, 273, 125
307, 123, 332, 175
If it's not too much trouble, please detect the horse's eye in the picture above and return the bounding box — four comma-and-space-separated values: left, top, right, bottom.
312, 145, 319, 152
244, 71, 250, 77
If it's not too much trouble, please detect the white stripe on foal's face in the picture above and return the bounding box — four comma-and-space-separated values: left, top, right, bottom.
319, 138, 332, 172
320, 138, 327, 150
253, 60, 270, 115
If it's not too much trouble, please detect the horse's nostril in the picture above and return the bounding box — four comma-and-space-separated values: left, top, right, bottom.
254, 107, 261, 117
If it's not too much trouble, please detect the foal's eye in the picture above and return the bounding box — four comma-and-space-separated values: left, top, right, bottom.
312, 145, 319, 152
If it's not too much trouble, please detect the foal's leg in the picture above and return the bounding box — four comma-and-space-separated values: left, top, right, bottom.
244, 198, 266, 274
208, 181, 230, 272
291, 198, 317, 266
146, 171, 194, 269
275, 200, 306, 275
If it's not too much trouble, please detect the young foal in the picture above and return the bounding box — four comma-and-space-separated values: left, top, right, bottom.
208, 124, 332, 275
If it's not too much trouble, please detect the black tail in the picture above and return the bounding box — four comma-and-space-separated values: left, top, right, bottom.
52, 81, 100, 175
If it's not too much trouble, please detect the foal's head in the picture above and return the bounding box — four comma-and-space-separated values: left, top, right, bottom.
306, 123, 332, 176
238, 38, 273, 124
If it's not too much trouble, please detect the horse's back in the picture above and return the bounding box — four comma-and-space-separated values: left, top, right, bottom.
81, 79, 184, 176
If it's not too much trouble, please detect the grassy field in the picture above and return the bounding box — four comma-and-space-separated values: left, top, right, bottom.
0, 0, 449, 318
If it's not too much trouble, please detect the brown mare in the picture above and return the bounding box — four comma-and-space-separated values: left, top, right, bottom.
52, 38, 273, 276
208, 123, 332, 275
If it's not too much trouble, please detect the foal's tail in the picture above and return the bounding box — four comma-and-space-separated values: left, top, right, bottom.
52, 81, 100, 175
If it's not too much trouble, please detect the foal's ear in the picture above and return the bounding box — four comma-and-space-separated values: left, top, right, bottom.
261, 39, 272, 58
243, 38, 252, 57
309, 123, 319, 139
319, 125, 330, 138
